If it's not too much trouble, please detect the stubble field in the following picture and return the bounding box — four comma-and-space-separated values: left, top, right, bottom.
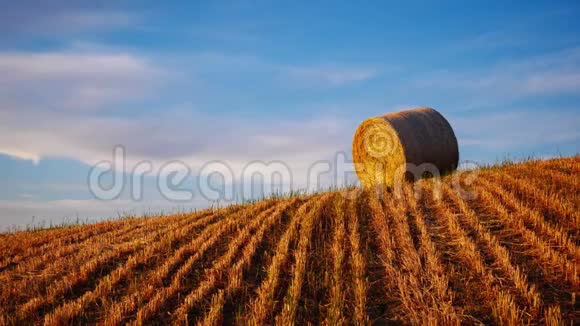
0, 157, 578, 325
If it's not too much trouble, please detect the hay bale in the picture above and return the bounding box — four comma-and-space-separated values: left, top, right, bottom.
352, 107, 459, 188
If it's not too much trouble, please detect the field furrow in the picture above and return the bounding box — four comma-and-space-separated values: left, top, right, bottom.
0, 223, 105, 259
364, 189, 413, 323
41, 207, 236, 324
480, 174, 579, 258
197, 289, 225, 326
512, 164, 580, 195
534, 156, 580, 175
441, 182, 543, 318
471, 181, 579, 320
11, 210, 219, 323
346, 192, 370, 325
401, 183, 461, 324
128, 200, 281, 324
324, 193, 349, 325
99, 202, 266, 325
0, 213, 184, 279
183, 196, 317, 325
3, 217, 179, 317
243, 198, 316, 324
421, 180, 526, 324
474, 179, 579, 283
485, 170, 579, 235
170, 198, 303, 325
274, 194, 334, 324
382, 187, 455, 323
0, 221, 124, 272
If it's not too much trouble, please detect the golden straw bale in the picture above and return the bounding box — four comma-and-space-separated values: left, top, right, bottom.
352, 107, 459, 187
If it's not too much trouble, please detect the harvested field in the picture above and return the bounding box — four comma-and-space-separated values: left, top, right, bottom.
0, 156, 578, 325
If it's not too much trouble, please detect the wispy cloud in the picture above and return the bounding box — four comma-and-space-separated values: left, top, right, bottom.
0, 107, 351, 175
0, 149, 41, 165
190, 26, 263, 44
523, 71, 580, 94
452, 30, 528, 52
412, 47, 580, 100
448, 7, 580, 53
282, 65, 379, 87
174, 52, 380, 88
50, 11, 134, 30
0, 46, 369, 169
0, 2, 136, 36
0, 52, 151, 80
0, 51, 164, 111
452, 109, 580, 150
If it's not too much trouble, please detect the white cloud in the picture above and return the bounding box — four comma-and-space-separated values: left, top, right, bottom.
0, 148, 40, 165
51, 11, 134, 30
0, 48, 170, 164
283, 65, 378, 87
0, 48, 369, 170
175, 52, 379, 88
0, 107, 352, 178
412, 47, 580, 99
452, 109, 580, 150
0, 4, 137, 36
0, 51, 163, 111
524, 72, 580, 94
0, 52, 151, 80
452, 30, 528, 52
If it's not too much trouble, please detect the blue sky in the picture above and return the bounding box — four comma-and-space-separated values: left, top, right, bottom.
0, 0, 579, 228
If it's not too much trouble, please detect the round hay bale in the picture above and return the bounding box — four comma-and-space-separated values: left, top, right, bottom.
352, 107, 459, 188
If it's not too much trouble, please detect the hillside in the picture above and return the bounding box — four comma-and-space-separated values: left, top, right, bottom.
0, 157, 578, 325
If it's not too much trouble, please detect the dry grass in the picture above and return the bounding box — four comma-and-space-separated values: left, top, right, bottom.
0, 157, 578, 325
